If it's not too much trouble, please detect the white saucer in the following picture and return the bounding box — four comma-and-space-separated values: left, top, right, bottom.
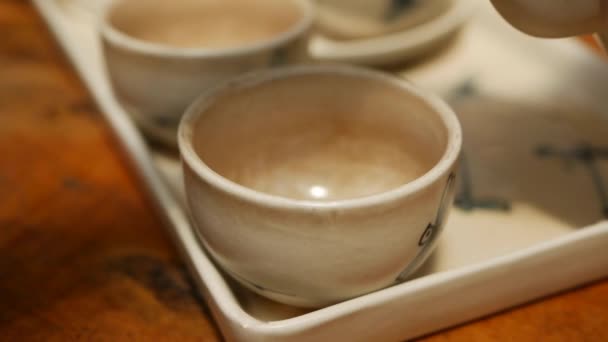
309, 0, 478, 66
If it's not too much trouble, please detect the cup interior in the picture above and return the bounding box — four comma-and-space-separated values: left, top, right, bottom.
105, 0, 305, 49
185, 68, 451, 202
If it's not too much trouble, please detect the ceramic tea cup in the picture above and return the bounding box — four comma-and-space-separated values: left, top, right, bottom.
179, 65, 461, 307
100, 0, 314, 143
315, 0, 451, 39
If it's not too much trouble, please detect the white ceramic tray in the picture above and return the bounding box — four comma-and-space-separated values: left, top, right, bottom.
35, 0, 608, 340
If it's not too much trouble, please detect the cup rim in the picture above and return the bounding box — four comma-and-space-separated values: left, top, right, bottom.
100, 0, 314, 58
178, 64, 462, 211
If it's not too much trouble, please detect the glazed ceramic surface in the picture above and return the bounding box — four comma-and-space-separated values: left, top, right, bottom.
315, 0, 450, 39
309, 0, 476, 66
179, 65, 461, 306
100, 0, 313, 145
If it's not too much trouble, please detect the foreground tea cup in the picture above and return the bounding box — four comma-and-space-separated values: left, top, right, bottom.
179, 65, 461, 307
100, 0, 314, 142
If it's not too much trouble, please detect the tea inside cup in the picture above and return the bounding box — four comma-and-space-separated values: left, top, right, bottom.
188, 69, 448, 202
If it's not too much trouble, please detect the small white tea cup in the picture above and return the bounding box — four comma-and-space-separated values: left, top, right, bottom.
100, 0, 314, 143
179, 65, 461, 307
315, 0, 451, 39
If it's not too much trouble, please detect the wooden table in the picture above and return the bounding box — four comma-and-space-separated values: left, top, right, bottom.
1, 1, 607, 340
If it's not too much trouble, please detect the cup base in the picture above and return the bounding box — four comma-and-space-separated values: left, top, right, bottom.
224, 267, 337, 308
123, 103, 179, 148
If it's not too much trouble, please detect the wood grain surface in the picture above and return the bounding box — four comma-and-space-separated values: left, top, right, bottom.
1, 1, 607, 341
